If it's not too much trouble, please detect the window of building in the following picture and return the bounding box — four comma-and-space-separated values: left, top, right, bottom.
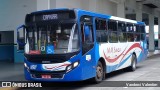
95, 19, 108, 42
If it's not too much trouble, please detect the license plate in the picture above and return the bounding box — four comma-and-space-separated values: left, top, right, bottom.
41, 75, 51, 79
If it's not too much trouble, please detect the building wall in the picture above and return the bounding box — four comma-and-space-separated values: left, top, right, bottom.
96, 0, 117, 16
0, 0, 119, 63
55, 0, 117, 16
0, 31, 14, 61
0, 0, 37, 43
0, 0, 37, 62
0, 31, 14, 44
124, 0, 137, 20
125, 0, 136, 10
37, 0, 50, 10
55, 0, 89, 10
0, 0, 147, 45
0, 0, 118, 38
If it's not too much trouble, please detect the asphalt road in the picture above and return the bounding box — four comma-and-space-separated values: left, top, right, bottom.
0, 54, 160, 90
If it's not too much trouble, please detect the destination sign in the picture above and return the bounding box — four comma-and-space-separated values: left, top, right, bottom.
35, 13, 69, 21
25, 10, 76, 23
42, 14, 58, 21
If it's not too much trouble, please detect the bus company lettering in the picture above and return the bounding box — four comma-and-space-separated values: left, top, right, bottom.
106, 47, 121, 53
43, 14, 58, 20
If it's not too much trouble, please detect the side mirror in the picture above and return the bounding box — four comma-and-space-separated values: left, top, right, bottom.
17, 25, 26, 50
84, 26, 90, 37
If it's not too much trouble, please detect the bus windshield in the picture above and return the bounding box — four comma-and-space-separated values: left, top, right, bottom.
25, 23, 80, 54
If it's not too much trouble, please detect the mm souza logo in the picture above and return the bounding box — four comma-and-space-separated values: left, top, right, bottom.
43, 14, 58, 20
106, 47, 121, 53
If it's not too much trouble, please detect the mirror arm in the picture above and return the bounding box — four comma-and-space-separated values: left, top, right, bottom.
17, 25, 25, 31
17, 24, 26, 46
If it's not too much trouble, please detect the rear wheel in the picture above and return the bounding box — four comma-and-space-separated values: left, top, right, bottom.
92, 61, 104, 83
128, 54, 137, 71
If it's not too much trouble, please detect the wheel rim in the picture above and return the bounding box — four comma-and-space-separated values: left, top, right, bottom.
96, 64, 103, 80
132, 56, 136, 69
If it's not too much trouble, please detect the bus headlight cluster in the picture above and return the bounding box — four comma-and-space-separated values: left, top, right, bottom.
66, 61, 79, 72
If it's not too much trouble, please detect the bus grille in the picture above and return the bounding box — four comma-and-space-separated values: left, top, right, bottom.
29, 70, 65, 79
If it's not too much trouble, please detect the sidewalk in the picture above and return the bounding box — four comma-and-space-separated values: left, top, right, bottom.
147, 50, 160, 57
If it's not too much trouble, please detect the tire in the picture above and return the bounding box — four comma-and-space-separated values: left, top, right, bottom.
92, 61, 104, 83
128, 54, 137, 71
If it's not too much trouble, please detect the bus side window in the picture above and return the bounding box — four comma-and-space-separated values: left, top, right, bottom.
118, 22, 127, 42
81, 25, 93, 43
140, 25, 145, 41
126, 23, 134, 42
95, 18, 107, 42
81, 24, 85, 42
108, 20, 118, 43
81, 23, 94, 55
84, 25, 94, 43
80, 15, 94, 43
135, 25, 141, 41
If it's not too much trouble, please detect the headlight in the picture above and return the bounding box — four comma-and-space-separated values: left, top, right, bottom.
66, 61, 79, 72
73, 61, 79, 67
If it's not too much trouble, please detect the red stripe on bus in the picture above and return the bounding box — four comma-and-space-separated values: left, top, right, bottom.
103, 43, 142, 63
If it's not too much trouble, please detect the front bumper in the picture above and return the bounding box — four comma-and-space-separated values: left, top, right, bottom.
24, 62, 83, 82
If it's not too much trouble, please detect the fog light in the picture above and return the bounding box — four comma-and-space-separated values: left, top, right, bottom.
30, 65, 37, 70
24, 63, 29, 71
24, 63, 27, 68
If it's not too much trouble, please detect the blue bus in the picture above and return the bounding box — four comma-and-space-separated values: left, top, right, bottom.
17, 8, 148, 83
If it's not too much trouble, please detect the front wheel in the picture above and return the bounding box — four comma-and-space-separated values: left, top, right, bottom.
92, 61, 104, 83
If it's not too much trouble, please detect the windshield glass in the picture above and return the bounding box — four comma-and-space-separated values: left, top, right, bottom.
25, 23, 80, 54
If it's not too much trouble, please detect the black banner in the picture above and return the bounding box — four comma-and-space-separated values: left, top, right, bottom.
0, 81, 160, 88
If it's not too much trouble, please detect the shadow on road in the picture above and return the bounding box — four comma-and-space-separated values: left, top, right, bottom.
106, 66, 142, 80
16, 66, 143, 90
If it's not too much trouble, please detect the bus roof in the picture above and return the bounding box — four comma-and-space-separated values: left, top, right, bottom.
75, 9, 145, 25
30, 8, 145, 25
31, 8, 71, 14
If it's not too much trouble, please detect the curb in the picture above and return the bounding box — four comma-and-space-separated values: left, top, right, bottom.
147, 53, 160, 59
